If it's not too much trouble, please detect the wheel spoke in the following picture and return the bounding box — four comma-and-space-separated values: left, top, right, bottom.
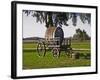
37, 42, 46, 56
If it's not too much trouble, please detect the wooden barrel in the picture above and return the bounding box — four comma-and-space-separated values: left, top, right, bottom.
45, 27, 64, 44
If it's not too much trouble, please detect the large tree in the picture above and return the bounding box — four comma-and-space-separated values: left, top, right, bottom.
23, 10, 91, 28
73, 28, 90, 41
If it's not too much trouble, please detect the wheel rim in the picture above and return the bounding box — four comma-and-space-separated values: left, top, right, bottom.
37, 42, 46, 56
52, 48, 60, 57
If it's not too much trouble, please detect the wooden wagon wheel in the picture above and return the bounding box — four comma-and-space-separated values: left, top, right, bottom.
52, 48, 60, 58
37, 42, 46, 57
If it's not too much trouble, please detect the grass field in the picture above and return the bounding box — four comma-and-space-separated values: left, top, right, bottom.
23, 40, 91, 69
71, 40, 90, 49
23, 40, 90, 49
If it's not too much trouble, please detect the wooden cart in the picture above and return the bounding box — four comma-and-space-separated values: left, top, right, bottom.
37, 37, 72, 57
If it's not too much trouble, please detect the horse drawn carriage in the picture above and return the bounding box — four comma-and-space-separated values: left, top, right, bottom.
37, 27, 72, 57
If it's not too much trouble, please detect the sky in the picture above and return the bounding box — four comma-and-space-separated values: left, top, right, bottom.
22, 11, 91, 38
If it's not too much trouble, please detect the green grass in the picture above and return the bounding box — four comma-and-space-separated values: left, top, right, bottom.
23, 40, 91, 49
23, 42, 37, 48
71, 40, 90, 49
23, 50, 90, 69
23, 40, 91, 69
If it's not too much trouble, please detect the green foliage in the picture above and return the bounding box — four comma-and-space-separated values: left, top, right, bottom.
72, 28, 90, 41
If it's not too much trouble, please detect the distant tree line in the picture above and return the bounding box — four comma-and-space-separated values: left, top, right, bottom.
72, 28, 90, 41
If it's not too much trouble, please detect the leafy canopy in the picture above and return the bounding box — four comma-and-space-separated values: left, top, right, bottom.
23, 10, 91, 28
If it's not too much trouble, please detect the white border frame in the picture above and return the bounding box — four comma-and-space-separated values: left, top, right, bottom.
11, 1, 97, 78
